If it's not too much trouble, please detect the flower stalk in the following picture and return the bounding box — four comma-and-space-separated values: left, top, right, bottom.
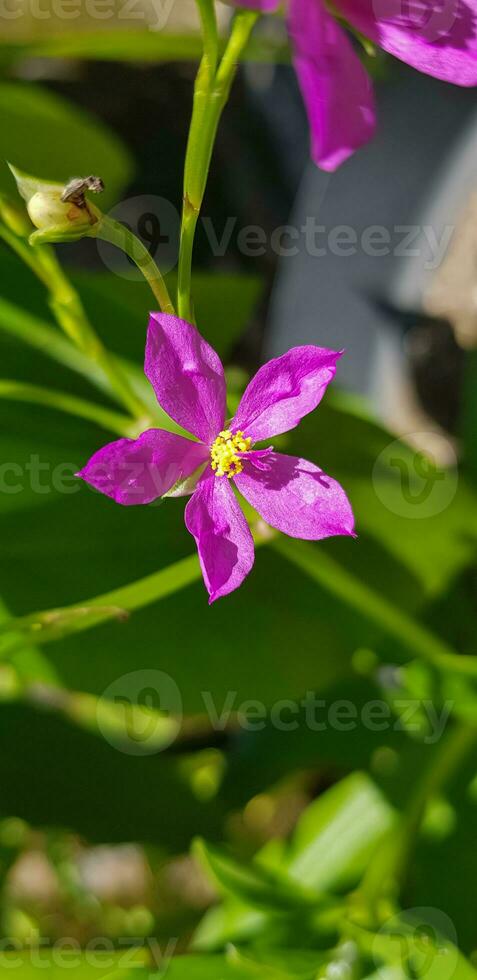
178, 4, 258, 321
355, 722, 477, 922
95, 214, 175, 315
0, 380, 135, 437
3, 178, 151, 420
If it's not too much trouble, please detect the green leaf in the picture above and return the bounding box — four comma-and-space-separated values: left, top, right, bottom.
0, 83, 132, 210
152, 954, 254, 980
194, 840, 321, 912
227, 945, 327, 980
359, 909, 477, 980
0, 950, 146, 979
2, 31, 289, 65
73, 270, 264, 363
284, 773, 394, 893
194, 775, 394, 952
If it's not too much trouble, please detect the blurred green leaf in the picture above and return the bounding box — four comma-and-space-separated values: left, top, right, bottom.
0, 950, 145, 978
284, 772, 394, 893
0, 31, 289, 64
0, 83, 132, 209
74, 269, 263, 363
227, 944, 326, 980
152, 954, 254, 979
194, 774, 394, 952
194, 839, 321, 912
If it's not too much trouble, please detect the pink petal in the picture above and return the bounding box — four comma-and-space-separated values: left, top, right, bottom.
145, 313, 226, 445
185, 472, 255, 603
289, 0, 376, 170
78, 429, 209, 506
235, 452, 356, 539
231, 346, 342, 443
337, 0, 477, 86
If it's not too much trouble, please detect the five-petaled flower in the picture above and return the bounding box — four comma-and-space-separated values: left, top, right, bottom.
227, 0, 477, 170
78, 314, 355, 603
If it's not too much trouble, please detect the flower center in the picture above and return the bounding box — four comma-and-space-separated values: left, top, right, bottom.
210, 430, 252, 478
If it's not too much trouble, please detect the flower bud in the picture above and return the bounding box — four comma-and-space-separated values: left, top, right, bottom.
8, 164, 103, 245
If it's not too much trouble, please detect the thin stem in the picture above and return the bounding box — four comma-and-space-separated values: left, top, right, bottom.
0, 225, 51, 286
358, 723, 477, 914
0, 526, 270, 649
0, 295, 170, 430
0, 226, 149, 420
38, 246, 153, 420
273, 537, 477, 677
97, 215, 175, 315
178, 8, 258, 321
0, 380, 134, 436
196, 0, 219, 77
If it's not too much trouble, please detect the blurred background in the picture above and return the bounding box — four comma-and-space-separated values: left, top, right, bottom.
0, 1, 477, 974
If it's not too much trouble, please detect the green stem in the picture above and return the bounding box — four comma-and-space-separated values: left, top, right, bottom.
0, 295, 172, 429
97, 215, 175, 315
0, 380, 134, 436
273, 537, 477, 677
0, 226, 148, 420
0, 527, 270, 650
37, 246, 150, 420
0, 225, 51, 286
358, 723, 477, 914
178, 7, 258, 321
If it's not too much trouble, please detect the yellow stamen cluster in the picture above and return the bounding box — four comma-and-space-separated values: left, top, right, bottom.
210, 430, 252, 478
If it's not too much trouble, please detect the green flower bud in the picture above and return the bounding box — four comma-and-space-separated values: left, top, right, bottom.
0, 194, 32, 237
8, 164, 103, 245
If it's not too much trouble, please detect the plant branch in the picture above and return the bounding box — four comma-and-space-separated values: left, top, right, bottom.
177, 7, 258, 321
356, 722, 477, 916
0, 380, 134, 436
1, 226, 149, 420
273, 537, 477, 677
96, 215, 175, 315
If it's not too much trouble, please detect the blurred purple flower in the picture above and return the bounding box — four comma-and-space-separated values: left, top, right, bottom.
79, 314, 355, 603
228, 0, 477, 169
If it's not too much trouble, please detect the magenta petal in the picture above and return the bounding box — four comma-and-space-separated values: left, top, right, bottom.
235, 452, 356, 539
185, 472, 255, 603
338, 0, 477, 86
232, 346, 342, 443
78, 429, 209, 506
145, 313, 226, 444
289, 0, 376, 170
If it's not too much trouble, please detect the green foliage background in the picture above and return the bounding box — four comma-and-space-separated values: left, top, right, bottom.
0, 23, 476, 980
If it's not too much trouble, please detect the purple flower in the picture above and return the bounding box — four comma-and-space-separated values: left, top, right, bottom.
228, 0, 477, 170
79, 314, 355, 603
